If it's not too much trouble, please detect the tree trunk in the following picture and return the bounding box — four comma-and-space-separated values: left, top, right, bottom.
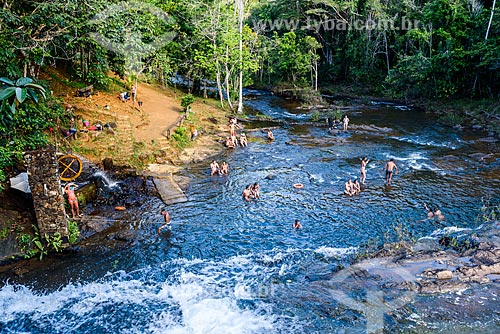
383, 31, 390, 78
485, 0, 497, 40
215, 50, 225, 108
236, 0, 244, 113
225, 45, 234, 111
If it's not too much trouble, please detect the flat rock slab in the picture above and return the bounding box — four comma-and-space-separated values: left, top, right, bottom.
153, 176, 188, 205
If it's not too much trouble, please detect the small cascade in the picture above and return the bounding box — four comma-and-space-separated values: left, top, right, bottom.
89, 171, 125, 205
91, 171, 122, 192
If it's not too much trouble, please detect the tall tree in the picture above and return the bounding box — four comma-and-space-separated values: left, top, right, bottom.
485, 0, 497, 40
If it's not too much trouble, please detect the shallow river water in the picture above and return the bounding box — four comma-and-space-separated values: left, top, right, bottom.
1, 91, 499, 333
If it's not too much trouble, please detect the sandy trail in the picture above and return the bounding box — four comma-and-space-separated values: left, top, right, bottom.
132, 83, 183, 143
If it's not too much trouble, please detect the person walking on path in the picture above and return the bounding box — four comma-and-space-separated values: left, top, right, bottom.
64, 183, 81, 218
131, 85, 137, 102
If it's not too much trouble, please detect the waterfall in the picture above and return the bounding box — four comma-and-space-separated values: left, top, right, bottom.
91, 171, 122, 192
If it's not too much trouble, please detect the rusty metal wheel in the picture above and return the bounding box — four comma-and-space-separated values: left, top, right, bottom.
57, 154, 83, 181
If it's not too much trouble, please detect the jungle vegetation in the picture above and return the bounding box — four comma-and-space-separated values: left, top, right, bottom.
0, 0, 499, 186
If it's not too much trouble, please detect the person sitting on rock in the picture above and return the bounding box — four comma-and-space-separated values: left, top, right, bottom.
225, 137, 235, 148
267, 130, 275, 141
239, 133, 248, 147
219, 161, 229, 175
353, 179, 361, 195
344, 179, 355, 196
210, 160, 220, 176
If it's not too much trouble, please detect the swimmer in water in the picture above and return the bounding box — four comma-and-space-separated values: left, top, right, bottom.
210, 160, 220, 176
424, 203, 434, 219
250, 182, 260, 199
220, 161, 229, 175
293, 219, 303, 229
434, 207, 445, 221
242, 185, 252, 201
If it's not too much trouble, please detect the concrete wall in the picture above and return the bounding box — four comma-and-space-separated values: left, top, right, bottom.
24, 146, 68, 241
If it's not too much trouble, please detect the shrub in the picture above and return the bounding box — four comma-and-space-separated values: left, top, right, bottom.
310, 110, 321, 122
181, 94, 195, 111
68, 220, 80, 244
171, 126, 190, 149
438, 112, 465, 126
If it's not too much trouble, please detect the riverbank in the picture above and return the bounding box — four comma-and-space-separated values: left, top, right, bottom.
319, 83, 500, 136
0, 72, 233, 264
270, 82, 500, 136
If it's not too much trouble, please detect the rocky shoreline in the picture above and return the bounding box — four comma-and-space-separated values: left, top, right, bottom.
327, 221, 500, 296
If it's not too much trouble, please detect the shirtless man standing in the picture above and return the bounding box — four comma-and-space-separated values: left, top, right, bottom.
343, 115, 350, 131
267, 130, 275, 141
210, 160, 220, 176
158, 209, 171, 234
229, 122, 236, 138
383, 158, 399, 185
360, 157, 370, 184
64, 183, 81, 218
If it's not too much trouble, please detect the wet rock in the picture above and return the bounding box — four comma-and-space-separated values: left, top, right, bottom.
266, 174, 276, 180
439, 155, 460, 161
108, 230, 136, 243
437, 270, 453, 280
468, 153, 493, 161
14, 267, 29, 277
173, 175, 191, 191
418, 279, 467, 294
477, 137, 497, 143
472, 248, 500, 265
80, 216, 115, 237
102, 158, 114, 170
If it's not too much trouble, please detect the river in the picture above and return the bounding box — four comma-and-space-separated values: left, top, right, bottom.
1, 91, 499, 333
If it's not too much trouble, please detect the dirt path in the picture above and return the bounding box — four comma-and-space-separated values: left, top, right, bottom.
52, 71, 229, 166
133, 83, 183, 143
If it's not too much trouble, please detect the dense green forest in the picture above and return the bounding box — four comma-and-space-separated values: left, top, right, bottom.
0, 0, 499, 186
